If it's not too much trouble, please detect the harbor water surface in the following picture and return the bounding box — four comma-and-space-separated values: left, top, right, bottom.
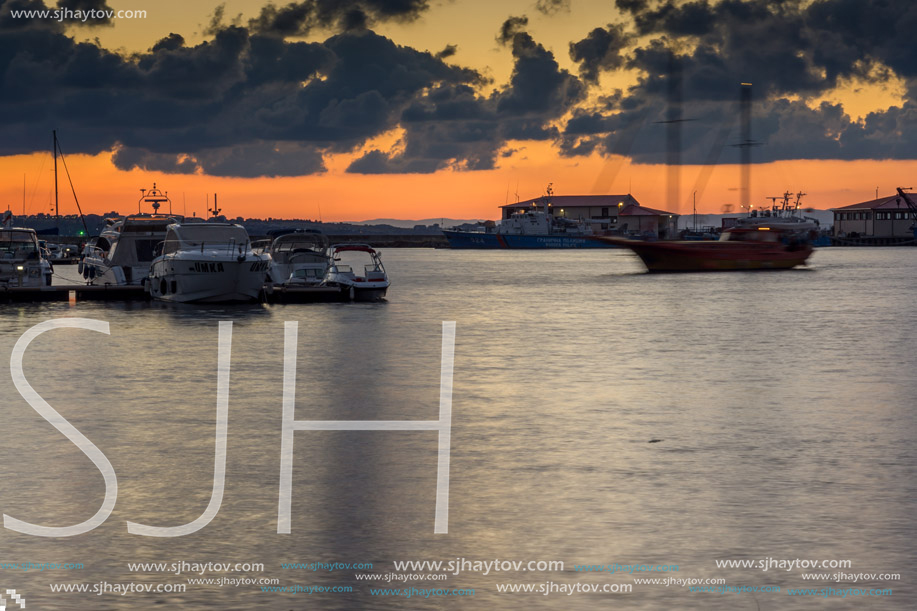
1, 247, 915, 610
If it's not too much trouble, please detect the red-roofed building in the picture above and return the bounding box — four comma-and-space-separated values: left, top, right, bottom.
831, 194, 917, 240
500, 194, 678, 237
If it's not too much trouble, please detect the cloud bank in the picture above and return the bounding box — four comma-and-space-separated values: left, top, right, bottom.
1, 0, 916, 176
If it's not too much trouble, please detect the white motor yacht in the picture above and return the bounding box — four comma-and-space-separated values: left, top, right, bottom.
79, 185, 177, 285
148, 222, 270, 303
0, 227, 53, 288
322, 244, 389, 301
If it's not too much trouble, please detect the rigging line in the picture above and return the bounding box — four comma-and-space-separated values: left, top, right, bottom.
53, 137, 90, 235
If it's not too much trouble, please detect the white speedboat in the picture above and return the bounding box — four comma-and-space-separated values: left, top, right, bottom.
148, 223, 271, 303
80, 185, 177, 285
0, 227, 53, 288
322, 244, 389, 301
266, 230, 329, 285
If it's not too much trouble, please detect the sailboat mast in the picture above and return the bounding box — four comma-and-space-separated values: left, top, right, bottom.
53, 130, 59, 222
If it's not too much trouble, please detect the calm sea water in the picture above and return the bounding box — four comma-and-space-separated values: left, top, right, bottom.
1, 247, 915, 610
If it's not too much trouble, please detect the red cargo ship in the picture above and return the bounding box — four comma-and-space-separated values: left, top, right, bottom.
595, 227, 813, 272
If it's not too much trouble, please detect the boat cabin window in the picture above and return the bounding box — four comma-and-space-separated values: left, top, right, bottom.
1, 231, 39, 258
722, 230, 779, 242
163, 224, 250, 254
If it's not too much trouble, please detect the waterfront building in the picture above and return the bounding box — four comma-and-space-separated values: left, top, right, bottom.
500, 194, 678, 237
831, 195, 916, 244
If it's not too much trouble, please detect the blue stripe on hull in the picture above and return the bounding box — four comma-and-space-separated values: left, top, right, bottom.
443, 231, 615, 249
441, 231, 505, 248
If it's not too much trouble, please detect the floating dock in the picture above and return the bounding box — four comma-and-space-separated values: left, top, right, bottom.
2, 284, 350, 304
263, 285, 350, 303
1, 285, 148, 303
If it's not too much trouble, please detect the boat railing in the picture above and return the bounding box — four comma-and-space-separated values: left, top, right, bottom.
251, 239, 272, 254
83, 244, 108, 260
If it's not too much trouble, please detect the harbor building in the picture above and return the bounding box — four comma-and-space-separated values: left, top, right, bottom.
500, 194, 679, 238
831, 194, 917, 245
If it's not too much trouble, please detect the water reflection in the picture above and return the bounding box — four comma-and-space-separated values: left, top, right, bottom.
0, 248, 915, 609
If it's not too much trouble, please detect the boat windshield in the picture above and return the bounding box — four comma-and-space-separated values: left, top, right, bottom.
0, 231, 39, 259
162, 224, 250, 254
272, 234, 326, 252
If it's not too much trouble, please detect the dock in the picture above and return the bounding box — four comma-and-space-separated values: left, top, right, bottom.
263, 285, 350, 303
2, 284, 350, 304
1, 284, 148, 303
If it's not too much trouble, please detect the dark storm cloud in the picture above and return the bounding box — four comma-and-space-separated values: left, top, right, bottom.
110, 148, 199, 175
560, 0, 917, 165
249, 0, 429, 36
534, 0, 569, 16
346, 17, 584, 173
496, 15, 528, 45
5, 0, 917, 177
434, 43, 456, 60
56, 0, 113, 21
568, 24, 629, 83
496, 17, 585, 115
0, 0, 490, 176
112, 141, 327, 177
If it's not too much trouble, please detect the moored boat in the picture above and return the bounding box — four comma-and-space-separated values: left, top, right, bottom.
596, 227, 813, 272
265, 230, 329, 285
0, 226, 53, 288
148, 222, 270, 303
79, 185, 178, 285
322, 244, 389, 301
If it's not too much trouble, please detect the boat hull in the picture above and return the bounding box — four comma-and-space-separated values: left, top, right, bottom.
324, 278, 389, 302
597, 237, 813, 272
352, 285, 388, 302
442, 230, 614, 249
81, 259, 150, 285
149, 256, 270, 302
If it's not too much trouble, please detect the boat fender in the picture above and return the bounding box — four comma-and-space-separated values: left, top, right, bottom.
160, 279, 168, 295
88, 266, 96, 279
349, 286, 355, 300
77, 260, 84, 275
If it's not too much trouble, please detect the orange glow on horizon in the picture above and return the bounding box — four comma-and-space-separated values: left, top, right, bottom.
2, 146, 915, 222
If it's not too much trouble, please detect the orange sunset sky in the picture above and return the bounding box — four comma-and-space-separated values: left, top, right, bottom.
1, 0, 915, 221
